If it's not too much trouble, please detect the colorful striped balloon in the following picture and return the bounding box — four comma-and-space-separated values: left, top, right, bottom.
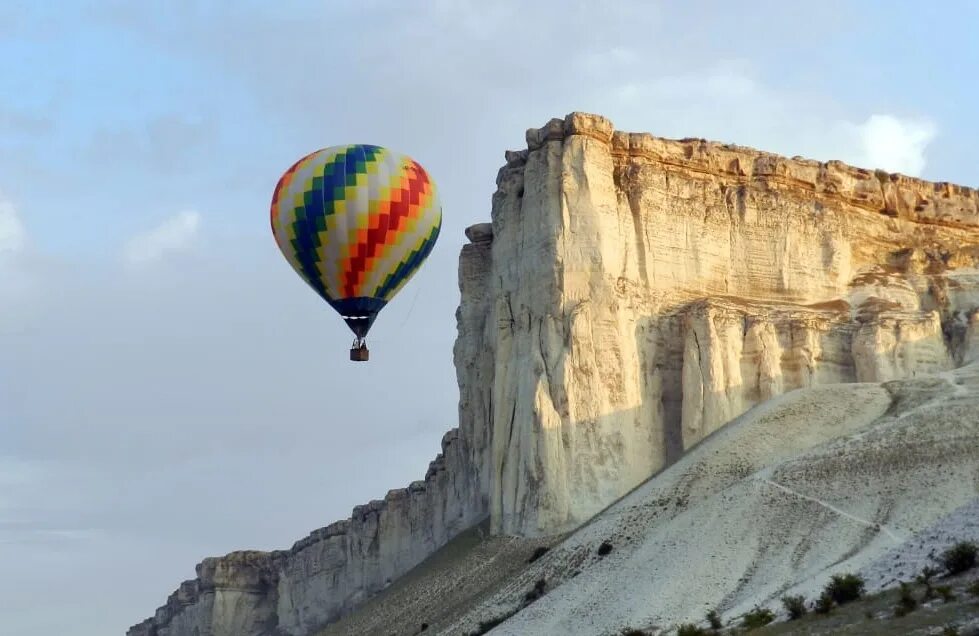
270, 144, 442, 342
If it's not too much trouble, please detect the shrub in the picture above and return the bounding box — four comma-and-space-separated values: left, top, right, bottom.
523, 577, 547, 604
939, 541, 978, 575
619, 629, 650, 636
937, 585, 956, 602
597, 541, 614, 556
825, 573, 865, 604
676, 625, 710, 636
527, 546, 550, 563
942, 626, 960, 636
472, 613, 511, 636
968, 580, 979, 597
741, 606, 775, 630
917, 565, 940, 584
814, 591, 834, 614
706, 610, 722, 630
781, 595, 807, 620
894, 582, 918, 617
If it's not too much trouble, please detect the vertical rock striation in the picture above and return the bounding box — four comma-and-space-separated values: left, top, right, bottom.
479, 112, 979, 537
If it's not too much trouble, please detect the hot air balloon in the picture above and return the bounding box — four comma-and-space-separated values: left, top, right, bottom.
270, 144, 442, 362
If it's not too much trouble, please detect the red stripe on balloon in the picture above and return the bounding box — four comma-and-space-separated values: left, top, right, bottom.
341, 160, 432, 297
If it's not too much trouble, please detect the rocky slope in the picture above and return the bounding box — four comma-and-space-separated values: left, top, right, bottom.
449, 363, 979, 635
128, 112, 979, 636
287, 363, 979, 636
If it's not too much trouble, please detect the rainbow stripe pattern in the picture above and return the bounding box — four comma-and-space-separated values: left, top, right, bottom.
270, 144, 442, 338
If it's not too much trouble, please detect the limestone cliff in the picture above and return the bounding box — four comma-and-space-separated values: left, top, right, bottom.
482, 112, 979, 537
128, 112, 979, 635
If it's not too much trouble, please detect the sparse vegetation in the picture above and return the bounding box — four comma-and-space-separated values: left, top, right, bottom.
526, 546, 550, 563
597, 540, 614, 556
619, 629, 650, 636
917, 565, 940, 583
523, 577, 547, 604
814, 590, 834, 614
675, 624, 710, 636
894, 582, 918, 617
471, 613, 510, 636
706, 609, 723, 630
741, 606, 774, 630
968, 580, 979, 597
825, 573, 865, 605
939, 541, 978, 575
937, 585, 956, 603
942, 626, 960, 636
781, 595, 807, 620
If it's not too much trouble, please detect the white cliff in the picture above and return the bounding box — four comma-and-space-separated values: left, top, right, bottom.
128, 112, 979, 636
482, 112, 979, 537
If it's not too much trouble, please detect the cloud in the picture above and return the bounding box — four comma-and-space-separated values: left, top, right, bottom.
0, 194, 26, 255
603, 61, 939, 178
122, 210, 201, 266
851, 114, 937, 176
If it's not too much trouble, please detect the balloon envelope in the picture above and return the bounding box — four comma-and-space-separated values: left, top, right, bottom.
270, 144, 442, 339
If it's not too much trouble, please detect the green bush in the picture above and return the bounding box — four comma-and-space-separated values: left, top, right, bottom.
916, 565, 939, 583
937, 585, 956, 602
705, 610, 722, 630
523, 577, 546, 604
814, 590, 834, 614
939, 541, 978, 575
894, 582, 918, 618
968, 580, 979, 597
527, 546, 550, 563
825, 573, 865, 604
471, 613, 511, 636
741, 606, 774, 630
781, 594, 807, 620
675, 625, 710, 636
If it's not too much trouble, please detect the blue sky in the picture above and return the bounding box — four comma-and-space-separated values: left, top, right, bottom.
1, 2, 977, 635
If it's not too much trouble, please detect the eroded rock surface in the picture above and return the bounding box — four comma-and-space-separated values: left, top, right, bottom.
483, 112, 979, 537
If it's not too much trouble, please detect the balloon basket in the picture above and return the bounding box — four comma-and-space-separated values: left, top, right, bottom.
350, 345, 370, 362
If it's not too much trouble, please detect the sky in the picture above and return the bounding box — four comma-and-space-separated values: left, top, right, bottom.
0, 2, 977, 634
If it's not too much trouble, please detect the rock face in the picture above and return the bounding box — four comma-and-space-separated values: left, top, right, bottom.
480, 112, 979, 537
127, 426, 489, 636
128, 112, 979, 635
451, 364, 979, 636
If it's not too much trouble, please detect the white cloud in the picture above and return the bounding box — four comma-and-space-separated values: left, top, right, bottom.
603, 62, 938, 179
851, 114, 937, 176
0, 195, 26, 255
122, 210, 201, 265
